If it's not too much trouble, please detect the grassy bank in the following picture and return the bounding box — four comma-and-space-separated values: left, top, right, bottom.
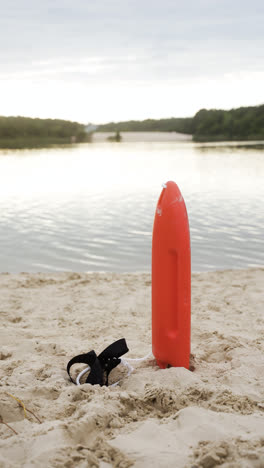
0, 135, 92, 150
193, 134, 264, 142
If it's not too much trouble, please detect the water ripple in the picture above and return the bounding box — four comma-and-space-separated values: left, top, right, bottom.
0, 142, 264, 272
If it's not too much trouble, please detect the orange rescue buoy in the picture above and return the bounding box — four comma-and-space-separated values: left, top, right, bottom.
152, 181, 191, 370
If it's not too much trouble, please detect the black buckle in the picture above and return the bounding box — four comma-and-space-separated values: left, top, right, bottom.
67, 338, 129, 386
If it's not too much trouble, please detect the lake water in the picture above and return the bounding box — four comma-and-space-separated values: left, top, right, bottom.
0, 133, 263, 273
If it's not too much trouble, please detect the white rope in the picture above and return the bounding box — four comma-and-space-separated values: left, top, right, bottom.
76, 366, 90, 386
110, 359, 134, 388
76, 351, 152, 387
124, 351, 153, 362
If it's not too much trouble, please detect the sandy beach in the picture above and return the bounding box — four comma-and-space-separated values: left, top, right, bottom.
0, 268, 264, 467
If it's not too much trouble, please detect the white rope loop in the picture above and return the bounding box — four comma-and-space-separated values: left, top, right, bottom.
76, 351, 152, 387
124, 351, 153, 362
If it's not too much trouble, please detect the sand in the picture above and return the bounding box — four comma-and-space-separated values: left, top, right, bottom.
0, 268, 264, 467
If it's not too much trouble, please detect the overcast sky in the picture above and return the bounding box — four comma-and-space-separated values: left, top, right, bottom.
0, 0, 263, 123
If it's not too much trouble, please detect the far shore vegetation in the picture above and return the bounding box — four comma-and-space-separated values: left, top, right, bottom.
0, 116, 91, 149
98, 105, 264, 142
0, 104, 263, 148
107, 131, 122, 142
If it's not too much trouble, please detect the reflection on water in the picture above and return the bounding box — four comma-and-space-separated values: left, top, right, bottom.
0, 138, 263, 272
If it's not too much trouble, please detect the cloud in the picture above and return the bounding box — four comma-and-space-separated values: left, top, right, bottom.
0, 0, 263, 120
1, 1, 263, 64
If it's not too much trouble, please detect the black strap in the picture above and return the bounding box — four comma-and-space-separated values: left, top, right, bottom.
67, 338, 129, 386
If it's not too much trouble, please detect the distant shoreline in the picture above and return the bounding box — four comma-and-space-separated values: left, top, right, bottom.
97, 104, 264, 142
0, 116, 90, 149
1, 133, 264, 150
92, 131, 192, 143
1, 104, 263, 148
94, 131, 264, 144
0, 136, 81, 150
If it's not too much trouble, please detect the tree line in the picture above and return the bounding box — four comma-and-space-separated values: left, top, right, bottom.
0, 116, 89, 148
98, 117, 193, 135
191, 105, 264, 141
97, 105, 264, 141
1, 105, 263, 147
